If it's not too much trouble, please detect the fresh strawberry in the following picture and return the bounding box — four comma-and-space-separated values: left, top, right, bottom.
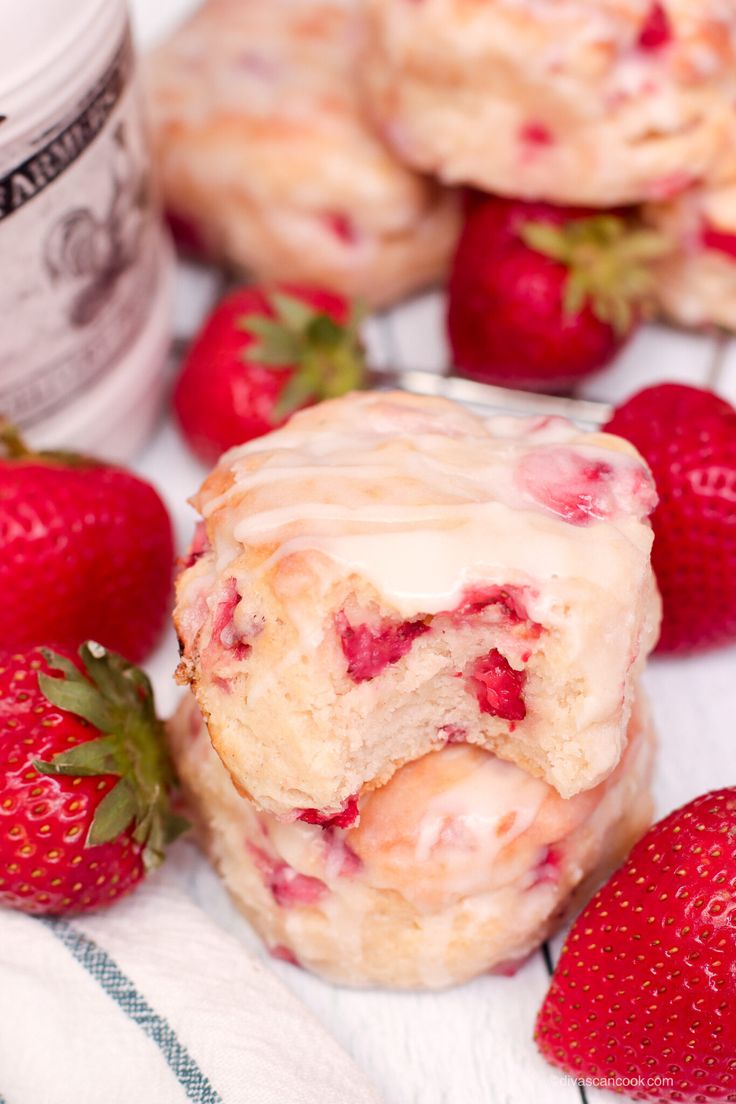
0, 643, 186, 915
605, 384, 736, 653
0, 422, 173, 662
447, 196, 666, 390
174, 284, 365, 464
535, 788, 736, 1102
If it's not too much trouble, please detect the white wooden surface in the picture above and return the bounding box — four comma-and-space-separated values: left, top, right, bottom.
131, 4, 736, 1101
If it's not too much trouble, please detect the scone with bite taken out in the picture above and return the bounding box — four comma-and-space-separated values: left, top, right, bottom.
361, 0, 736, 206
168, 693, 655, 989
174, 391, 661, 818
144, 0, 459, 307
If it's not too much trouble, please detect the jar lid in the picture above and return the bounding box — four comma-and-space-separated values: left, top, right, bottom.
0, 0, 125, 131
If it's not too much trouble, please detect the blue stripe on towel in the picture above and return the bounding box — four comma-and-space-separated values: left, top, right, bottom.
42, 919, 223, 1104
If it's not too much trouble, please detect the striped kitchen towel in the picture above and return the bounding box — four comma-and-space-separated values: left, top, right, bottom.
0, 864, 382, 1104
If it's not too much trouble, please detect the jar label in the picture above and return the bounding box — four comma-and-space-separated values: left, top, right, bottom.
0, 31, 165, 428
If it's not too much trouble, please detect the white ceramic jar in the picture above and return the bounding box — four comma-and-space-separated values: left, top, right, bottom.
0, 0, 174, 461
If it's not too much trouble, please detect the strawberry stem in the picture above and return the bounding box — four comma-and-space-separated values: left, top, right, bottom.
241, 291, 366, 419
34, 642, 188, 869
0, 418, 33, 459
0, 417, 98, 468
520, 215, 669, 337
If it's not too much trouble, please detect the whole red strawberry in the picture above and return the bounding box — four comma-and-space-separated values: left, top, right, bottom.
447, 196, 665, 390
606, 383, 736, 653
536, 788, 736, 1103
0, 643, 186, 915
0, 424, 173, 662
174, 284, 365, 464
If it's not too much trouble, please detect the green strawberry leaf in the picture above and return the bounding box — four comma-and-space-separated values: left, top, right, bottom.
38, 670, 116, 733
39, 649, 85, 683
164, 813, 191, 845
35, 643, 189, 868
33, 735, 119, 777
141, 810, 167, 872
562, 271, 588, 319
237, 289, 366, 419
520, 222, 571, 263
273, 372, 322, 420
521, 214, 668, 335
271, 291, 318, 331
305, 314, 345, 347
242, 316, 301, 366
87, 777, 138, 846
80, 640, 134, 706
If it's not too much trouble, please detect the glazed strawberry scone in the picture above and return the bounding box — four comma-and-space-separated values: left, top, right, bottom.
174, 392, 661, 815
645, 151, 736, 329
144, 0, 459, 307
168, 693, 655, 989
361, 0, 736, 206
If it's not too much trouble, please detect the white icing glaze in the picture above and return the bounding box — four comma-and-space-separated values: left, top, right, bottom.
202, 393, 655, 619
412, 752, 548, 866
